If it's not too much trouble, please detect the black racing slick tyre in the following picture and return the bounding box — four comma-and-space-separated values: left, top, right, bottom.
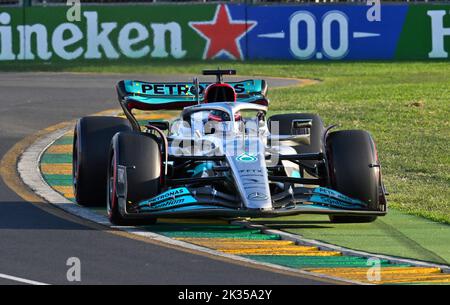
73, 116, 132, 207
107, 132, 161, 226
326, 130, 382, 223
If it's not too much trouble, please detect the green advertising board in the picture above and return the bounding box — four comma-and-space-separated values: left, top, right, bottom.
396, 4, 450, 60
0, 5, 219, 62
0, 3, 449, 62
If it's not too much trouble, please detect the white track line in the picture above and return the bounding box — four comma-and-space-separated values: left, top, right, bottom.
18, 126, 364, 285
0, 273, 49, 285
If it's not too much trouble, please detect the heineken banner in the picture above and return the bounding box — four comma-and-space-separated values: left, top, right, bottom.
0, 3, 449, 62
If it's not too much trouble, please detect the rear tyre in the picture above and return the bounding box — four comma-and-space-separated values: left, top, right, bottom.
107, 131, 160, 226
326, 130, 381, 223
73, 116, 132, 206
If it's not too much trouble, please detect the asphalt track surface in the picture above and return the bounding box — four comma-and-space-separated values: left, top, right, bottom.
0, 72, 330, 285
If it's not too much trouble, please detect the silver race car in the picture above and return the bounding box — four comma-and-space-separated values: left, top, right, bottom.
73, 69, 387, 225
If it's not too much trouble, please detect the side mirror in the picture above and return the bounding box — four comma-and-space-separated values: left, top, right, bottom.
291, 119, 312, 135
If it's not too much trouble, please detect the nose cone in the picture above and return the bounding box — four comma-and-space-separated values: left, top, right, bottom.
226, 139, 272, 210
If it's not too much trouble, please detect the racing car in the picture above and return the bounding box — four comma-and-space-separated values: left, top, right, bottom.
72, 69, 387, 225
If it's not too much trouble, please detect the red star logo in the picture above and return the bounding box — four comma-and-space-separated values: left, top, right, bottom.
189, 5, 257, 60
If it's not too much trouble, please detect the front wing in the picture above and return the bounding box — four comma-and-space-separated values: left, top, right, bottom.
116, 185, 386, 220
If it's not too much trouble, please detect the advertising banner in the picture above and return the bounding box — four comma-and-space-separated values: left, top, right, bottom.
0, 3, 449, 62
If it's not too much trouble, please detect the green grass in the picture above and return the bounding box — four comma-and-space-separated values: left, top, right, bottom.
253, 210, 450, 265
4, 60, 450, 224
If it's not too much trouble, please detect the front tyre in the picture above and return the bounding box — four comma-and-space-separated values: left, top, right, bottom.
326, 130, 382, 223
107, 132, 161, 226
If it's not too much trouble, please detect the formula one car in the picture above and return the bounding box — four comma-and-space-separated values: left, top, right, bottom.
73, 69, 387, 225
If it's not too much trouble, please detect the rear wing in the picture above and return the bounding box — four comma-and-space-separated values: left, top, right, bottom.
116, 79, 268, 111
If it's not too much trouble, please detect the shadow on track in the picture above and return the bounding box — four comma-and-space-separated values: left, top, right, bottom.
0, 201, 92, 231
250, 220, 334, 230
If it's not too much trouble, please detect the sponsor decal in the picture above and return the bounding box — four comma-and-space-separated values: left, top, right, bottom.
130, 81, 250, 96
239, 169, 263, 173
139, 195, 197, 211
189, 4, 257, 60
0, 10, 187, 61
396, 6, 450, 59
247, 192, 268, 201
236, 153, 258, 163
151, 195, 197, 209
138, 187, 190, 207
309, 194, 364, 209
313, 187, 366, 206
